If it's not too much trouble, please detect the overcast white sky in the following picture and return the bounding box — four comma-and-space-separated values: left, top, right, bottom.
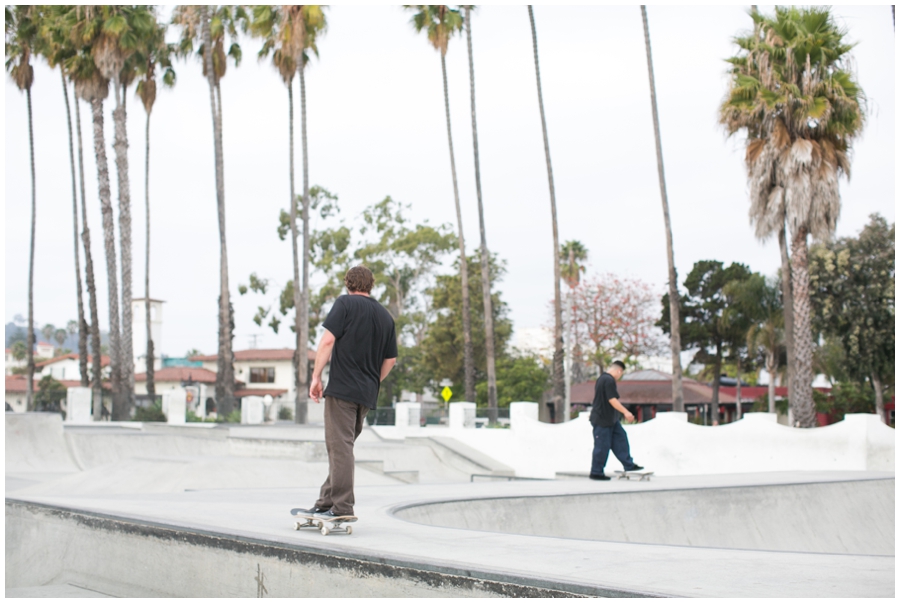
3, 4, 895, 358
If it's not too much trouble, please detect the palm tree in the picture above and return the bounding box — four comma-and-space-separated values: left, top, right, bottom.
560, 240, 588, 289
640, 5, 685, 412
173, 5, 246, 416
60, 40, 105, 417
135, 17, 176, 402
63, 6, 151, 419
560, 239, 588, 419
405, 5, 475, 403
38, 12, 90, 387
463, 6, 499, 425
296, 6, 327, 424
249, 5, 326, 423
6, 6, 39, 411
746, 280, 784, 414
720, 7, 866, 427
527, 5, 564, 421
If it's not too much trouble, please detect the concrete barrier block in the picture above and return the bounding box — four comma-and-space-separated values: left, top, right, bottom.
509, 402, 538, 430
241, 397, 264, 425
448, 402, 476, 429
165, 390, 186, 425
395, 402, 421, 428
65, 387, 92, 424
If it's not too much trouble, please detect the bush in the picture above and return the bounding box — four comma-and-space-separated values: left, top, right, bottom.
814, 382, 875, 419
186, 410, 216, 423
34, 375, 67, 414
216, 408, 242, 423
278, 405, 293, 421
134, 402, 166, 422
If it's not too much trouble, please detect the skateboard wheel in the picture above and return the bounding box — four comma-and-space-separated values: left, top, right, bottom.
346, 526, 352, 535
316, 521, 324, 529
321, 526, 330, 536
294, 521, 302, 530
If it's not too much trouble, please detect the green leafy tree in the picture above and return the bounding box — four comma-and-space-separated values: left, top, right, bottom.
809, 215, 894, 422
6, 5, 39, 411
405, 5, 475, 404
420, 251, 513, 403
659, 260, 752, 424
475, 352, 550, 407
11, 341, 27, 361
34, 375, 67, 414
745, 276, 785, 413
720, 7, 866, 427
722, 272, 770, 419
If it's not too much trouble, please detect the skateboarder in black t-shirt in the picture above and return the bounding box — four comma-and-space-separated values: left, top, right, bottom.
298, 266, 398, 521
589, 360, 643, 480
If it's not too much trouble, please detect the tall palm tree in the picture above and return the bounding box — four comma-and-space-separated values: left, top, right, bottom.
173, 5, 246, 416
463, 6, 499, 425
37, 12, 90, 388
560, 239, 588, 418
640, 5, 685, 412
405, 5, 475, 403
5, 6, 39, 411
64, 6, 154, 419
720, 7, 865, 427
527, 5, 565, 421
296, 6, 327, 424
63, 43, 105, 418
135, 18, 176, 402
249, 5, 326, 423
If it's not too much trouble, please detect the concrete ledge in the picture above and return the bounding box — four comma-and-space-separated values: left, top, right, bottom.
428, 436, 514, 476
5, 499, 656, 598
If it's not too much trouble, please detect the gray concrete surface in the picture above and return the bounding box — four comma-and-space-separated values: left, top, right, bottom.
5, 413, 895, 597
395, 478, 894, 555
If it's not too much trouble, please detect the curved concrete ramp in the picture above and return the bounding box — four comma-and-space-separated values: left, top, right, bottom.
6, 413, 79, 474
395, 478, 895, 555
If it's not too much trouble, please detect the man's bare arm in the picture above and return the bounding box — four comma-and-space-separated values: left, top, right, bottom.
609, 397, 635, 422
309, 330, 336, 403
380, 358, 397, 382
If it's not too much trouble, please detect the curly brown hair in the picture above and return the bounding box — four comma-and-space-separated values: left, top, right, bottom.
344, 265, 375, 293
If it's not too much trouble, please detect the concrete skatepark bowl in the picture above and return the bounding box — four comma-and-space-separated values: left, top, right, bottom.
5, 412, 896, 597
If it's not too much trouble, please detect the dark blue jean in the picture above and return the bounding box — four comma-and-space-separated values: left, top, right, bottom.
591, 421, 636, 475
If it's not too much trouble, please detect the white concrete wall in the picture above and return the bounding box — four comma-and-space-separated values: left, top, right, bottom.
438, 412, 895, 479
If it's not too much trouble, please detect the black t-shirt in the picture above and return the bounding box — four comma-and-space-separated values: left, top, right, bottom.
589, 372, 621, 427
323, 294, 398, 409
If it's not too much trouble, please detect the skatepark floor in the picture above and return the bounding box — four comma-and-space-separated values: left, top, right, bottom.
5, 415, 895, 597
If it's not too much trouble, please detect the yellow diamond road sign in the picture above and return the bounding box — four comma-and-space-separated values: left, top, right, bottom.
441, 386, 452, 402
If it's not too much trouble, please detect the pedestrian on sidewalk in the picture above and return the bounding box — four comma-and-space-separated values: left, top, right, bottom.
589, 360, 644, 481
300, 266, 398, 520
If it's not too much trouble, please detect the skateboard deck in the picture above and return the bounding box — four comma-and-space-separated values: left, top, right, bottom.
614, 469, 654, 481
290, 508, 357, 535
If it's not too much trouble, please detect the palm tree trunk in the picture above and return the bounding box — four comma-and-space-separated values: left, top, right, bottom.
202, 7, 236, 416
767, 353, 777, 414
789, 226, 816, 427
111, 80, 135, 419
464, 7, 499, 425
91, 97, 124, 418
641, 6, 684, 412
25, 87, 36, 412
144, 110, 155, 400
711, 345, 722, 425
61, 70, 89, 387
778, 224, 794, 404
74, 94, 103, 419
440, 52, 475, 403
298, 64, 311, 424
735, 353, 742, 420
287, 80, 304, 423
528, 6, 565, 422
871, 373, 885, 424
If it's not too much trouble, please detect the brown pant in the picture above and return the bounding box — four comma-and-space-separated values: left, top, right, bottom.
315, 396, 369, 516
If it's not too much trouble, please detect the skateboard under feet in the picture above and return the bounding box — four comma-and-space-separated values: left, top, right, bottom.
290, 508, 357, 536
614, 469, 654, 481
